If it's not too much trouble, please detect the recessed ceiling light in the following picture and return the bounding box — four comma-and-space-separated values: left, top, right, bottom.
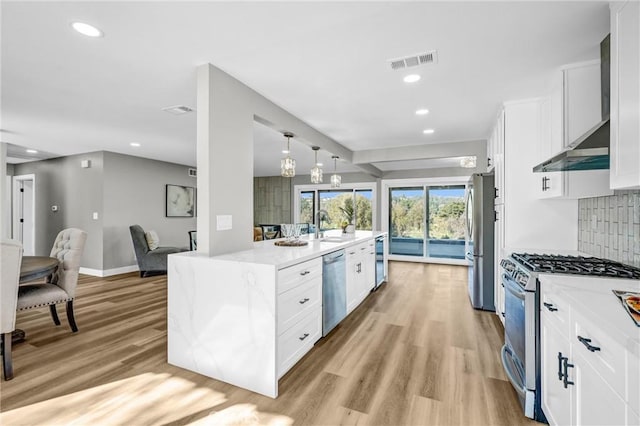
26, 149, 38, 154
162, 105, 194, 115
423, 129, 435, 134
416, 109, 429, 115
71, 22, 103, 38
130, 143, 141, 147
316, 163, 323, 167
403, 74, 421, 83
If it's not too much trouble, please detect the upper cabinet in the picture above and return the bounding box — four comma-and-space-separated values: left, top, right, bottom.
536, 62, 613, 199
610, 0, 640, 190
488, 109, 505, 205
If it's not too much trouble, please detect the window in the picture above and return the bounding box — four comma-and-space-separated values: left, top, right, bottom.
299, 191, 314, 225
383, 178, 468, 262
294, 184, 376, 232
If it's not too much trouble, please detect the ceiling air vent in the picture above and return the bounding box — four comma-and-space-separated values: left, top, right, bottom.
388, 50, 438, 71
162, 105, 194, 115
188, 168, 197, 177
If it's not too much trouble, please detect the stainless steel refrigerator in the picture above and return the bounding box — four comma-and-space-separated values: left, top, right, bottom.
465, 173, 495, 311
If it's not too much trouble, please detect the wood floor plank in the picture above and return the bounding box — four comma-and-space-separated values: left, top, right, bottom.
0, 263, 539, 425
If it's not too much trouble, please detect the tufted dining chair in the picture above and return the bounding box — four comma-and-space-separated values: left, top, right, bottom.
1, 239, 23, 380
17, 228, 87, 333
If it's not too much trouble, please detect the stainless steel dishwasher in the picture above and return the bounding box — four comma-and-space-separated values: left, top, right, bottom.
322, 249, 346, 336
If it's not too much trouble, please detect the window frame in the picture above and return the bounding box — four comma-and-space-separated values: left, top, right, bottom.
293, 182, 377, 231
381, 176, 470, 265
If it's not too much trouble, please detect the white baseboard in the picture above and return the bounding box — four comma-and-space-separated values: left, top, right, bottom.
79, 265, 139, 277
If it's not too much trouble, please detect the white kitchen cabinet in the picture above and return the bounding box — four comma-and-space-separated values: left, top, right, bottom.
572, 349, 627, 426
493, 202, 504, 324
610, 0, 640, 190
492, 109, 505, 205
346, 239, 376, 314
541, 315, 572, 426
540, 278, 639, 426
536, 62, 613, 199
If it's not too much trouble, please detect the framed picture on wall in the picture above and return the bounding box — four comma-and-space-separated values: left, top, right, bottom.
166, 184, 196, 217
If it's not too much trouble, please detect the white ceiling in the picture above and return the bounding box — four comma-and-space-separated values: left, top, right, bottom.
1, 1, 610, 175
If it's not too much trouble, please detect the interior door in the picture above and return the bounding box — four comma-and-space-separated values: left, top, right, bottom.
13, 175, 35, 255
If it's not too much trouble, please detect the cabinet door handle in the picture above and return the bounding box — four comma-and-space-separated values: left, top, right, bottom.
543, 302, 558, 312
577, 335, 601, 352
299, 270, 310, 276
298, 298, 310, 304
557, 352, 566, 381
298, 333, 309, 341
562, 358, 575, 388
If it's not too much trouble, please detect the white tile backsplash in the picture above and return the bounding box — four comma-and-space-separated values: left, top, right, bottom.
578, 190, 640, 268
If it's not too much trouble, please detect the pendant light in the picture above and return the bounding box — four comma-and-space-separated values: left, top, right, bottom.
330, 155, 341, 188
280, 132, 295, 177
310, 146, 323, 184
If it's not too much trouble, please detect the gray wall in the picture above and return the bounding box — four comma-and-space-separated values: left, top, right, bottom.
578, 190, 640, 268
103, 152, 197, 270
253, 176, 292, 226
13, 152, 105, 269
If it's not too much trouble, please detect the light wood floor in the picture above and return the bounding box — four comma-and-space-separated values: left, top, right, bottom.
0, 262, 539, 425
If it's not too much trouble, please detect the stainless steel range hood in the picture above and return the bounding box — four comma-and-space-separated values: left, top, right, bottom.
533, 35, 610, 173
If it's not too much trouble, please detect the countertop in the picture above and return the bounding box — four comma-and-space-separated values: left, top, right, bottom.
538, 274, 640, 356
171, 230, 387, 269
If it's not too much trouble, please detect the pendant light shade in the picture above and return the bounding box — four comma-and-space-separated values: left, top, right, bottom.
330, 155, 341, 188
310, 146, 323, 184
281, 132, 296, 177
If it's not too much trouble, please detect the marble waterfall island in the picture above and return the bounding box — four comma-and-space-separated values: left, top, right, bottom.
167, 231, 386, 398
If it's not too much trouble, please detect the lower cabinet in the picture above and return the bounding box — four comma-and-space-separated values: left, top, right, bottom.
541, 282, 637, 425
277, 308, 322, 378
541, 317, 572, 426
572, 350, 627, 426
346, 240, 376, 314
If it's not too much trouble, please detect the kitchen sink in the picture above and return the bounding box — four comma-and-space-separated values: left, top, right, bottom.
320, 236, 352, 243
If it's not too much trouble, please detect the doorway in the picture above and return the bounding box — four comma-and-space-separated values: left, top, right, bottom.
13, 174, 36, 255
385, 181, 467, 261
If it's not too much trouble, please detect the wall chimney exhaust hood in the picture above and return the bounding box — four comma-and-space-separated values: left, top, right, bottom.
533, 34, 610, 173
532, 118, 609, 172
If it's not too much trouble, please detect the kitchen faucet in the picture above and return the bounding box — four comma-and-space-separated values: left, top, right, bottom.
315, 209, 330, 238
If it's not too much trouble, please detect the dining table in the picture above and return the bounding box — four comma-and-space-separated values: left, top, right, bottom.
13, 256, 59, 343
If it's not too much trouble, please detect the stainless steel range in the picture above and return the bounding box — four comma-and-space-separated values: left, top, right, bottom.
499, 253, 640, 421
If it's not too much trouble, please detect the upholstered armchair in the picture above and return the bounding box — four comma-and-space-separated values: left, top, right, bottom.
1, 239, 23, 380
17, 228, 87, 333
129, 225, 187, 277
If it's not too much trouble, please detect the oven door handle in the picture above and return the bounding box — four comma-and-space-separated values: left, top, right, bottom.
501, 345, 527, 397
503, 274, 526, 300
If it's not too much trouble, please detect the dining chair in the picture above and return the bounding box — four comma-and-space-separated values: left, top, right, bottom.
1, 239, 23, 380
17, 228, 87, 333
260, 224, 281, 240
296, 223, 310, 235
188, 230, 197, 251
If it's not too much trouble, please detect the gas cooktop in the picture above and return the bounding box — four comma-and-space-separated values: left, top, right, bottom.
511, 253, 640, 280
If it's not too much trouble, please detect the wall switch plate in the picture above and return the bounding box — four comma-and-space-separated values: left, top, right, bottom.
93, 212, 99, 220
216, 215, 232, 231
81, 160, 91, 168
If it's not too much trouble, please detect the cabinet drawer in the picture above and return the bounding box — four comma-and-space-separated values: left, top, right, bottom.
277, 257, 322, 294
277, 308, 322, 378
572, 311, 626, 399
540, 287, 571, 339
277, 278, 322, 334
